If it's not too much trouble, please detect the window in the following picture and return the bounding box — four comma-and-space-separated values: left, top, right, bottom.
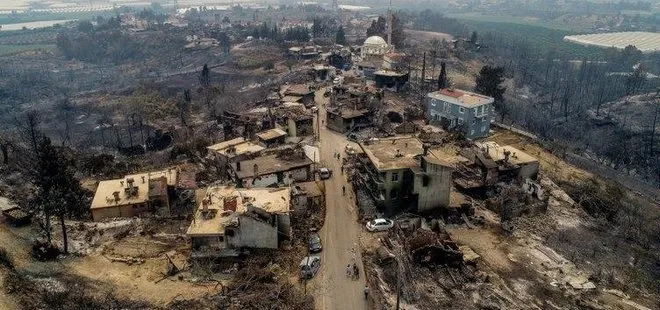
390, 189, 398, 199
482, 125, 487, 132
470, 129, 475, 136
472, 118, 477, 125
459, 107, 465, 114
477, 105, 484, 115
391, 172, 399, 182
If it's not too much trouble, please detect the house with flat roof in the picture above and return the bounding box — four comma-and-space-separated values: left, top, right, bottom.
255, 128, 287, 147
230, 151, 314, 188
282, 84, 315, 107
326, 107, 373, 133
426, 88, 494, 139
90, 168, 179, 221
187, 186, 292, 258
454, 142, 539, 189
356, 136, 454, 213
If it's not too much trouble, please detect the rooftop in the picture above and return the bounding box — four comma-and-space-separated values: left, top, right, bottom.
375, 70, 407, 77
359, 136, 425, 171
186, 186, 291, 236
284, 84, 313, 96
208, 138, 266, 158
427, 88, 494, 108
477, 142, 538, 165
281, 95, 303, 103
256, 128, 287, 141
91, 173, 151, 210
232, 154, 313, 179
293, 181, 322, 197
327, 107, 370, 119
147, 168, 179, 187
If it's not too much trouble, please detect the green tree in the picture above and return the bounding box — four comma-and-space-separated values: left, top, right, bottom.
77, 20, 94, 34
475, 65, 507, 119
390, 14, 405, 48
199, 64, 210, 87
438, 61, 448, 90
32, 136, 86, 253
366, 16, 387, 38
470, 31, 478, 45
335, 26, 346, 45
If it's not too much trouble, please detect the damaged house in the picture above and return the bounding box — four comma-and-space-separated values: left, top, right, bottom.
90, 169, 179, 221
454, 141, 540, 190
187, 186, 292, 258
355, 137, 455, 213
230, 149, 314, 188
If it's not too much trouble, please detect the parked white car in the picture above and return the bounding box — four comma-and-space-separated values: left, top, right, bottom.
366, 218, 394, 232
345, 145, 356, 155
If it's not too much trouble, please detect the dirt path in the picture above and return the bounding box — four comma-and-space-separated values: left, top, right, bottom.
312, 89, 368, 310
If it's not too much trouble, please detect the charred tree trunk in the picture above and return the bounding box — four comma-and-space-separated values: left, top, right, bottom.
60, 213, 68, 254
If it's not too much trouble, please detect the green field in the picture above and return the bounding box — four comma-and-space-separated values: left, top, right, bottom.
0, 44, 54, 56
447, 12, 590, 32
459, 20, 610, 59
0, 10, 115, 26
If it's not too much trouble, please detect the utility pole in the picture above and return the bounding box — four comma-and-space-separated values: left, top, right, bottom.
420, 52, 426, 104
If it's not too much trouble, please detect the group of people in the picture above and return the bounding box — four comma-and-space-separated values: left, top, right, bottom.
345, 263, 359, 280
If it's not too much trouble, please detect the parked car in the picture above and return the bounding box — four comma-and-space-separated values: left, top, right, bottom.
366, 218, 394, 232
299, 256, 321, 280
319, 167, 332, 180
308, 232, 323, 253
345, 145, 356, 155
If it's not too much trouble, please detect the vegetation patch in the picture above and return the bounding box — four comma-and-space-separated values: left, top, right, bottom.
0, 44, 54, 56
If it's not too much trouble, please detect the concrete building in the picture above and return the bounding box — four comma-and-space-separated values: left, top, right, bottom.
479, 141, 539, 181
186, 186, 292, 258
230, 152, 314, 188
356, 137, 454, 213
291, 181, 324, 212
454, 142, 539, 189
426, 88, 494, 139
374, 70, 408, 91
255, 128, 287, 147
90, 169, 179, 221
326, 107, 372, 133
286, 115, 314, 137
207, 137, 266, 164
283, 84, 315, 107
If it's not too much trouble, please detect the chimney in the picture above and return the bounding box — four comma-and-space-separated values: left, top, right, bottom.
423, 144, 430, 156
141, 176, 145, 184
126, 177, 135, 188
504, 150, 511, 163
112, 191, 120, 202
253, 164, 259, 177
202, 196, 210, 213
236, 161, 241, 171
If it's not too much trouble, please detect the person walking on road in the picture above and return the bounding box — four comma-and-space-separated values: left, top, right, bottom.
342, 185, 346, 196
346, 264, 352, 277
364, 286, 369, 299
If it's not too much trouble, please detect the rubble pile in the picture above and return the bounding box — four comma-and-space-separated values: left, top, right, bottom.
407, 229, 463, 267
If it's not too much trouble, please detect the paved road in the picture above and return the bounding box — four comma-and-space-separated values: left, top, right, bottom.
312, 89, 368, 310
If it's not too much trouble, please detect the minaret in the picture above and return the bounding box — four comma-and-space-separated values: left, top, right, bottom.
387, 0, 392, 46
